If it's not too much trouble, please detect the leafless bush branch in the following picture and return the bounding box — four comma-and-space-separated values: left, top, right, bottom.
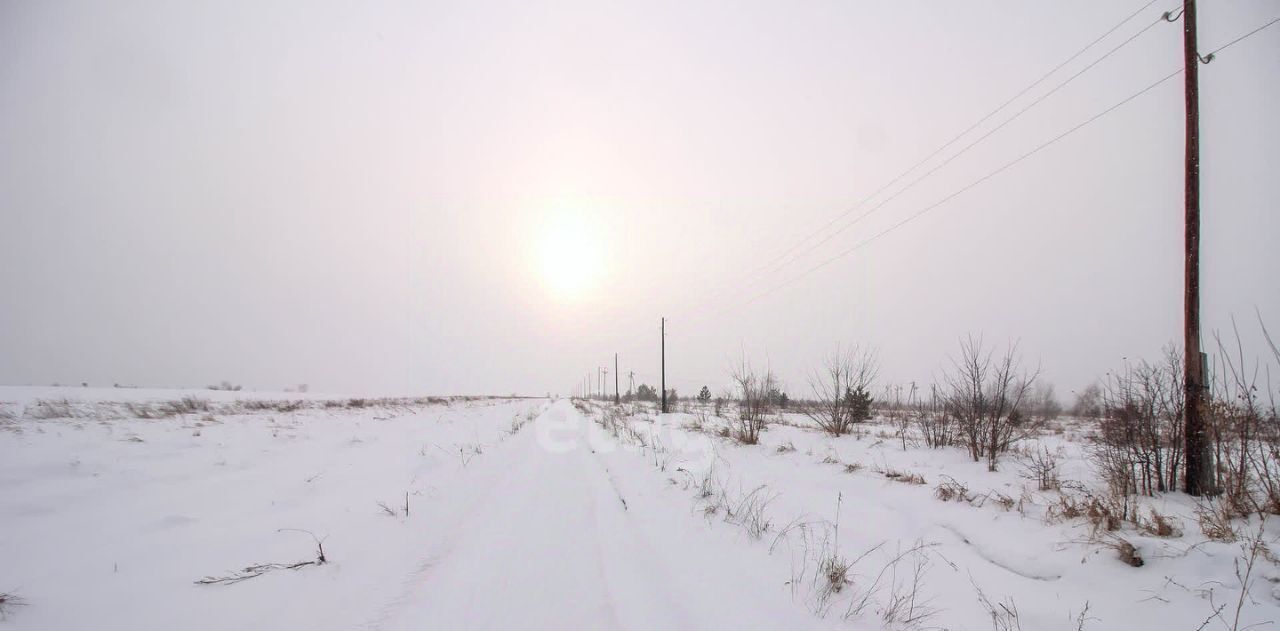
729, 358, 777, 445
941, 336, 1040, 471
805, 345, 878, 437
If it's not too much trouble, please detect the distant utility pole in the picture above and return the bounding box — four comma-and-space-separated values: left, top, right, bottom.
614, 354, 620, 405
660, 317, 667, 414
1181, 0, 1210, 497
601, 367, 609, 403
628, 371, 635, 398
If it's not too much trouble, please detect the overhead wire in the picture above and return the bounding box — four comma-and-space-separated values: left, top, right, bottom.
733, 67, 1186, 313
735, 0, 1167, 287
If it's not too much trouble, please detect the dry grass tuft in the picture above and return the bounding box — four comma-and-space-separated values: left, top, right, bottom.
1196, 501, 1238, 542
882, 469, 926, 485
934, 476, 972, 503
195, 529, 328, 585
0, 592, 28, 620
1112, 538, 1144, 567
1138, 508, 1182, 538
26, 399, 74, 419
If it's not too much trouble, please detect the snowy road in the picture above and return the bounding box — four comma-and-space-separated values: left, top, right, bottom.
369, 399, 822, 630
6, 390, 1278, 629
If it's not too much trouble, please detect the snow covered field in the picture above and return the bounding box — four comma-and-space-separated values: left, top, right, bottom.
1, 387, 1277, 629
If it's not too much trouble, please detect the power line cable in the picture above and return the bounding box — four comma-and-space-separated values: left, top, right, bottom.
741, 0, 1165, 283
686, 1, 1173, 323
730, 67, 1185, 312
1203, 16, 1279, 61
759, 11, 1172, 283
702, 13, 1278, 323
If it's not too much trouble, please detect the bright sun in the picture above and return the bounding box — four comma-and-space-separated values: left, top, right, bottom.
537, 215, 604, 299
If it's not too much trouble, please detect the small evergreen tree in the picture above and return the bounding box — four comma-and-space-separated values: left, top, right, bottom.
697, 386, 712, 404
846, 386, 873, 422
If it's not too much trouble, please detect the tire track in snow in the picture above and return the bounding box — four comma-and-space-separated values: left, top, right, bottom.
362, 413, 537, 630
369, 401, 629, 629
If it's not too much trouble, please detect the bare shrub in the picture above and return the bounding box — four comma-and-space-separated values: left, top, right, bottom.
1026, 382, 1063, 422
1089, 318, 1280, 526
1017, 445, 1061, 491
1072, 382, 1104, 420
884, 383, 921, 450
916, 408, 953, 449
1206, 321, 1280, 518
805, 345, 878, 437
729, 359, 777, 445
941, 336, 1039, 471
1094, 347, 1185, 498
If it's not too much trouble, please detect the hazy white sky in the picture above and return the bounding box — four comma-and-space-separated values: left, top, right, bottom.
1, 0, 1277, 398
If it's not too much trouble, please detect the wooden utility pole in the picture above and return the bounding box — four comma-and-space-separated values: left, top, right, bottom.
1181, 0, 1210, 496
614, 354, 620, 405
660, 317, 667, 414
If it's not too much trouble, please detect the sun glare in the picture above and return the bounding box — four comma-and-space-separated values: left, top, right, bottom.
537, 215, 604, 300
